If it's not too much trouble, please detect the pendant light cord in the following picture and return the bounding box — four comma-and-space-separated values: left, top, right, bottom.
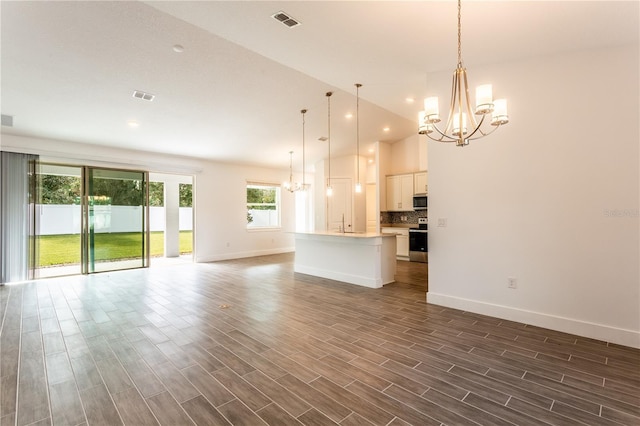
301, 109, 306, 187
326, 92, 332, 189
355, 84, 361, 188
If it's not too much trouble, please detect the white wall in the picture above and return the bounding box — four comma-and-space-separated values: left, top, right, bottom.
195, 161, 297, 261
426, 45, 640, 348
376, 141, 392, 216
388, 134, 427, 175
1, 134, 298, 262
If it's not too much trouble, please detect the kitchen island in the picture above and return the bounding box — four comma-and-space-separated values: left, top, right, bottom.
294, 232, 397, 288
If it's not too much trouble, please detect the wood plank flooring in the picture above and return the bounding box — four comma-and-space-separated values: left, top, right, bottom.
0, 253, 638, 425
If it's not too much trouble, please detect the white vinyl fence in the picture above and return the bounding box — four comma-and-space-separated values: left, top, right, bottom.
36, 205, 192, 235
247, 209, 279, 228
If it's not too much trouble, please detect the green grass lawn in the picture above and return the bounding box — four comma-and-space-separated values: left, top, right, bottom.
37, 231, 192, 267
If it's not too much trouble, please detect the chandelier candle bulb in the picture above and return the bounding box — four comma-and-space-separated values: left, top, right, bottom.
475, 84, 493, 114
453, 113, 468, 136
418, 111, 432, 134
424, 97, 440, 123
491, 99, 509, 125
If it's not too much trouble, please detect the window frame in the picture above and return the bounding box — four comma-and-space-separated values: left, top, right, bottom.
246, 182, 281, 230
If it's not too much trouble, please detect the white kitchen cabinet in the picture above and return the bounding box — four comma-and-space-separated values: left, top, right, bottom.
386, 174, 414, 211
381, 227, 410, 259
397, 231, 409, 258
414, 171, 428, 194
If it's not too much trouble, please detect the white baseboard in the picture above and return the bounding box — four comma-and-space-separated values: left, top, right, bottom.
195, 247, 294, 263
427, 292, 640, 349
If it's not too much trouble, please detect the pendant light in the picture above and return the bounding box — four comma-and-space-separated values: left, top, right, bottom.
354, 83, 362, 193
326, 91, 333, 197
300, 108, 309, 192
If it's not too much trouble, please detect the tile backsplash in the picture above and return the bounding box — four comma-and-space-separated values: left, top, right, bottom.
381, 210, 427, 225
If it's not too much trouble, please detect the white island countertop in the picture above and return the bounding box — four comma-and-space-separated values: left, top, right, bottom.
294, 231, 397, 288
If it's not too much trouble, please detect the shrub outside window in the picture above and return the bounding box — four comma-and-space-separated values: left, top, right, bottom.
246, 183, 280, 229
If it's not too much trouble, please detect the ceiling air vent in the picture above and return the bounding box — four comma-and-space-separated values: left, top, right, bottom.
1, 114, 13, 127
132, 90, 155, 102
271, 11, 301, 28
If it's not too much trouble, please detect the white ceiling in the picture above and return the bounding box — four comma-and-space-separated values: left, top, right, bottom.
1, 1, 638, 172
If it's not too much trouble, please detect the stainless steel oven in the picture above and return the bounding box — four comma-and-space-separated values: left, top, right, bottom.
409, 218, 428, 263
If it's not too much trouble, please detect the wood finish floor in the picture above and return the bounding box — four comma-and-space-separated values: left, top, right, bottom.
0, 253, 638, 426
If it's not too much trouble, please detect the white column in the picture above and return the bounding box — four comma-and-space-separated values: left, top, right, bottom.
164, 181, 180, 258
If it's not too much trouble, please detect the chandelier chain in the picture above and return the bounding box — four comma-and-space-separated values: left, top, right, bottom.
457, 0, 462, 66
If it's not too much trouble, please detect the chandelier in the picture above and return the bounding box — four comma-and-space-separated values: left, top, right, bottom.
419, 0, 509, 146
284, 109, 311, 193
283, 150, 301, 192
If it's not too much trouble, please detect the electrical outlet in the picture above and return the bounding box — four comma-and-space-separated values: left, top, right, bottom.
508, 277, 517, 289
437, 218, 447, 227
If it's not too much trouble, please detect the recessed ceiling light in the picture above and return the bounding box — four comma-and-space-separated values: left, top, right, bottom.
383, 127, 390, 132
345, 113, 353, 119
405, 97, 415, 103
172, 44, 184, 53
368, 148, 374, 154
128, 120, 139, 128
368, 158, 374, 164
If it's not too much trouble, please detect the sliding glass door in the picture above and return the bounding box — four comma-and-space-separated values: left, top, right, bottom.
35, 164, 83, 278
83, 168, 149, 273
33, 164, 149, 278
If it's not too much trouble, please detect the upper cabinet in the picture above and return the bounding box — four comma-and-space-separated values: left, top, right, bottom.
386, 174, 414, 211
414, 171, 428, 194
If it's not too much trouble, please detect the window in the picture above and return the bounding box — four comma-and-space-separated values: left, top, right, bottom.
246, 183, 281, 229
179, 183, 192, 207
